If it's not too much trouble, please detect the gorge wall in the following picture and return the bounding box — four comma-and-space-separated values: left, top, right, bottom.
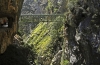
66, 0, 100, 65
0, 0, 24, 54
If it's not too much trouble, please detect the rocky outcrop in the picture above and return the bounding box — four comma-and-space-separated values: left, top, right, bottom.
66, 0, 100, 65
50, 50, 62, 65
0, 0, 24, 54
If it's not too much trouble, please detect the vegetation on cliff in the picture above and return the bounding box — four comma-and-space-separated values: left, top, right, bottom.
3, 0, 100, 65
1, 0, 100, 65
23, 16, 65, 65
66, 0, 100, 65
4, 0, 100, 65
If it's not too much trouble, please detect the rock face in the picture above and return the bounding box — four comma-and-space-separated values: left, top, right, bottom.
0, 0, 24, 54
66, 0, 100, 65
21, 0, 48, 14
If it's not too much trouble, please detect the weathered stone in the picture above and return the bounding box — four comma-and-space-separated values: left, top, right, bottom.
66, 0, 100, 65
0, 0, 24, 54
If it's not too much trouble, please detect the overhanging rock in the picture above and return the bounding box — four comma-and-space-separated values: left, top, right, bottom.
0, 0, 24, 54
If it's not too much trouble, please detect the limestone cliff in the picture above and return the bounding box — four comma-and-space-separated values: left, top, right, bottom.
66, 0, 100, 65
0, 0, 24, 54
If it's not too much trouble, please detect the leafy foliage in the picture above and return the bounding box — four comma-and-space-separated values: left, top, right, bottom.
18, 0, 69, 65
25, 16, 64, 65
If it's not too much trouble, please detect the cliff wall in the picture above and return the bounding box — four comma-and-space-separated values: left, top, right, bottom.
0, 0, 24, 54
